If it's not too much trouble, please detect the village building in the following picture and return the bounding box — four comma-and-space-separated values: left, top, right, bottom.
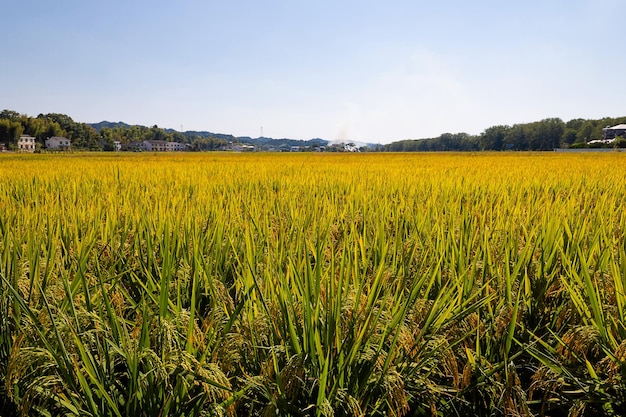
165, 141, 187, 151
120, 141, 147, 152
17, 135, 36, 152
143, 140, 168, 152
602, 124, 626, 140
142, 140, 187, 151
45, 136, 71, 150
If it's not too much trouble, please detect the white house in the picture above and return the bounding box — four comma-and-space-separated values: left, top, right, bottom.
18, 135, 36, 152
143, 140, 168, 151
165, 141, 187, 151
45, 136, 71, 150
602, 124, 626, 140
144, 140, 186, 151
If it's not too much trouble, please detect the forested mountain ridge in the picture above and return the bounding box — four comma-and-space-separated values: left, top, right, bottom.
90, 121, 238, 142
0, 110, 328, 151
0, 110, 241, 150
89, 121, 132, 131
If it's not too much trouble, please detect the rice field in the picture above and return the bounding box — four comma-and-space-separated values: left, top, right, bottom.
1, 152, 626, 416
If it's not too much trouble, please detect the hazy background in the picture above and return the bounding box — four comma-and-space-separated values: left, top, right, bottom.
3, 0, 624, 143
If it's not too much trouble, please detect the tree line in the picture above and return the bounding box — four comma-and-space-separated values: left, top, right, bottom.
383, 116, 626, 152
3, 109, 625, 152
0, 110, 230, 151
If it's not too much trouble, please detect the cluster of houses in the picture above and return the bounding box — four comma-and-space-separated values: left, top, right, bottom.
586, 124, 626, 146
120, 140, 189, 152
597, 124, 626, 143
14, 136, 191, 153
11, 136, 360, 153
16, 135, 71, 152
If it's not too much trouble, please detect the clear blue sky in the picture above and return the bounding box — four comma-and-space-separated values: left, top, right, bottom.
3, 0, 624, 143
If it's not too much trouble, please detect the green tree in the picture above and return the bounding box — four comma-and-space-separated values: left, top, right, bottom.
23, 117, 47, 140
0, 119, 23, 144
576, 121, 595, 143
479, 125, 510, 150
44, 121, 65, 140
532, 118, 564, 150
504, 124, 527, 150
42, 113, 77, 134
0, 110, 22, 121
99, 127, 116, 150
561, 128, 578, 146
565, 118, 585, 130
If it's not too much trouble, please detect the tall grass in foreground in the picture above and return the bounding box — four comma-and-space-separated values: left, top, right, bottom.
1, 152, 626, 416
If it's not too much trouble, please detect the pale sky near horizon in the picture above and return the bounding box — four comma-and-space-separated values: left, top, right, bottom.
3, 0, 624, 143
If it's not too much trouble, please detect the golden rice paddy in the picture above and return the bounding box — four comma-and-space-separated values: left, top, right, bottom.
1, 152, 626, 416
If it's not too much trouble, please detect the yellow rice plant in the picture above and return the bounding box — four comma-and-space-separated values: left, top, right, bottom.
0, 152, 626, 416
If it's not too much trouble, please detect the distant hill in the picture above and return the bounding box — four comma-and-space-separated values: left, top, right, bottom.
90, 121, 232, 139
89, 121, 332, 146
89, 121, 133, 131
238, 136, 329, 148
168, 129, 236, 142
